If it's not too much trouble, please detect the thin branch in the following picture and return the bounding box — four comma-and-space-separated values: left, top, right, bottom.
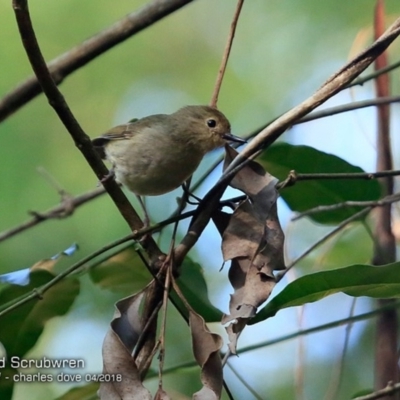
245, 95, 400, 148
0, 204, 201, 319
277, 169, 400, 191
324, 298, 357, 400
353, 382, 400, 400
191, 96, 400, 195
226, 361, 264, 400
146, 301, 400, 379
157, 266, 172, 392
348, 59, 400, 88
222, 17, 400, 177
298, 95, 400, 124
0, 232, 136, 317
0, 0, 194, 122
12, 0, 162, 260
292, 192, 400, 221
288, 169, 400, 182
0, 210, 194, 319
242, 301, 400, 354
175, 16, 400, 267
210, 0, 244, 107
0, 186, 105, 242
0, 181, 244, 244
277, 207, 371, 281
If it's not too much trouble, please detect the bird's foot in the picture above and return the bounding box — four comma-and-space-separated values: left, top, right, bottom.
99, 168, 115, 184
181, 183, 201, 205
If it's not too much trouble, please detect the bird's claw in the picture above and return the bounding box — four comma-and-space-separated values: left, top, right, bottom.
98, 168, 115, 185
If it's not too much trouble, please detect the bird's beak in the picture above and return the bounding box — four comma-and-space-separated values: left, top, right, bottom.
222, 132, 247, 144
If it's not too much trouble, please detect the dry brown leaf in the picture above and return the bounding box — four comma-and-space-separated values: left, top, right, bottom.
190, 311, 223, 400
171, 278, 223, 399
216, 146, 285, 352
99, 290, 152, 400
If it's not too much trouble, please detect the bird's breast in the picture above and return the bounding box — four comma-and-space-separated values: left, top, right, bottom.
105, 137, 204, 196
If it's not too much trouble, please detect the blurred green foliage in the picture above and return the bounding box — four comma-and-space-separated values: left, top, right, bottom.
1, 0, 400, 399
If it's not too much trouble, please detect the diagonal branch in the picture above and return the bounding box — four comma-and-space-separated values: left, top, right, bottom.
277, 207, 371, 281
175, 15, 400, 266
353, 382, 400, 400
12, 0, 162, 260
299, 95, 400, 124
292, 192, 400, 221
348, 59, 400, 88
0, 186, 105, 242
210, 0, 245, 108
224, 17, 400, 175
0, 0, 194, 122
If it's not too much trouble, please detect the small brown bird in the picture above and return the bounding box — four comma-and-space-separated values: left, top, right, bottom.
92, 105, 245, 198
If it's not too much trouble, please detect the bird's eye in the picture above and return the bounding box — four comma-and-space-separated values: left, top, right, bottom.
207, 119, 217, 128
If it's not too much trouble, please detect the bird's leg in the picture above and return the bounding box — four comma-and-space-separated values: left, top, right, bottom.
181, 180, 201, 205
99, 167, 115, 184
136, 195, 150, 228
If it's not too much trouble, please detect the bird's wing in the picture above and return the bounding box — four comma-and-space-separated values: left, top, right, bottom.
100, 123, 137, 140
92, 114, 168, 151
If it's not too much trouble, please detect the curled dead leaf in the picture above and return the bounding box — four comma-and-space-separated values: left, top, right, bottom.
190, 311, 223, 400
172, 278, 223, 400
214, 146, 285, 352
99, 289, 152, 400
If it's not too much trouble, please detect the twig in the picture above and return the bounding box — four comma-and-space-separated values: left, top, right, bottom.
174, 16, 400, 267
0, 232, 136, 317
223, 17, 400, 177
0, 0, 194, 122
348, 59, 400, 88
292, 192, 400, 221
0, 186, 105, 242
37, 166, 66, 194
0, 180, 244, 244
277, 169, 400, 191
284, 169, 400, 184
193, 97, 400, 194
226, 361, 264, 400
0, 205, 203, 319
0, 213, 193, 322
147, 301, 400, 379
244, 301, 400, 351
220, 18, 400, 182
244, 95, 400, 148
210, 0, 244, 107
294, 301, 306, 400
12, 0, 162, 260
157, 266, 172, 392
324, 298, 357, 400
298, 95, 400, 124
353, 382, 400, 400
277, 207, 371, 281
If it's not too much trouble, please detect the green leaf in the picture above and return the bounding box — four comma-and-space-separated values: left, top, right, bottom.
89, 245, 151, 295
251, 262, 400, 324
172, 259, 223, 323
89, 248, 222, 322
0, 270, 80, 357
54, 382, 99, 400
0, 270, 79, 399
259, 143, 381, 224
